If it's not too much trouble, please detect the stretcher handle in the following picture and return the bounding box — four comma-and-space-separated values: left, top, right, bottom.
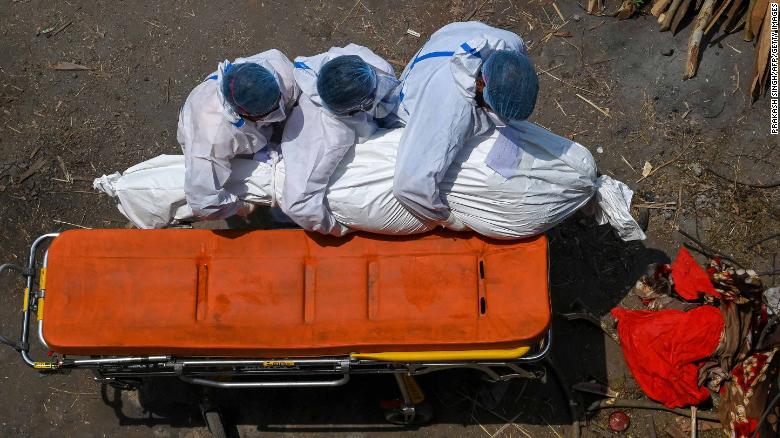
0, 263, 32, 353
3, 233, 60, 370
179, 374, 350, 388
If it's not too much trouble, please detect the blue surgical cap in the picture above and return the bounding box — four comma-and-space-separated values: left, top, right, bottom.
482, 51, 538, 121
317, 55, 377, 115
221, 63, 281, 117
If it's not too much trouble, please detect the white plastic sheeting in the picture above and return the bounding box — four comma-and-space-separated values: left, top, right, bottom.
94, 125, 645, 240
93, 155, 276, 230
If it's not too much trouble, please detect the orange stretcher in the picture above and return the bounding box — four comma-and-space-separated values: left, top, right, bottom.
2, 229, 550, 425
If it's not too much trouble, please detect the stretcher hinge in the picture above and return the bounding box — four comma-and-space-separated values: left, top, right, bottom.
33, 361, 58, 370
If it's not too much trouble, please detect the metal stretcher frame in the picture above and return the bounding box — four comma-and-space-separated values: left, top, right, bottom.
3, 233, 551, 391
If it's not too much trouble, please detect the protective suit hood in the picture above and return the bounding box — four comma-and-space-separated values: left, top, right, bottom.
280, 44, 401, 235
293, 43, 400, 119
214, 55, 291, 126
177, 49, 299, 219
447, 35, 525, 102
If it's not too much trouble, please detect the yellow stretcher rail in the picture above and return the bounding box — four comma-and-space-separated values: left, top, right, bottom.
36, 298, 44, 321
36, 268, 46, 321
39, 268, 47, 289
351, 345, 531, 362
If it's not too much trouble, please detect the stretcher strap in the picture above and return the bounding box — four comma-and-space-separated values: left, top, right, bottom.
269, 149, 279, 208
39, 268, 47, 289
37, 268, 46, 321
22, 287, 29, 312
36, 298, 44, 321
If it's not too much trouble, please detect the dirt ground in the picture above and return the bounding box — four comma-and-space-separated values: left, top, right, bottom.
0, 0, 778, 437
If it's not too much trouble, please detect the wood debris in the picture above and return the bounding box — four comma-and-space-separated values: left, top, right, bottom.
587, 0, 776, 99
47, 20, 73, 39
616, 0, 639, 19
552, 2, 566, 21
53, 220, 91, 229
621, 155, 637, 173
642, 161, 653, 178
17, 158, 47, 183
588, 0, 605, 14
636, 148, 689, 183
749, 1, 773, 100
684, 0, 717, 79
51, 62, 92, 71
56, 155, 72, 183
576, 93, 611, 117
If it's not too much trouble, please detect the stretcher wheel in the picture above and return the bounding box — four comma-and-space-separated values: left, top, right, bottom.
383, 401, 433, 426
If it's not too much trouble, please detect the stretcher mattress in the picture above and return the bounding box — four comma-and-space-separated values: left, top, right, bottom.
42, 229, 549, 357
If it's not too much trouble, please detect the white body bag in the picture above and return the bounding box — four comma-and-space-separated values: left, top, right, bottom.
94, 125, 645, 241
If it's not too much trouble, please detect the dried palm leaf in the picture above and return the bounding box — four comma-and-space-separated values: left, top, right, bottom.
749, 0, 769, 34
749, 1, 772, 100
742, 0, 759, 39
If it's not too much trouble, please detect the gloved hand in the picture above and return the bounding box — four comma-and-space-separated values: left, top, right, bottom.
441, 212, 467, 231
236, 201, 257, 218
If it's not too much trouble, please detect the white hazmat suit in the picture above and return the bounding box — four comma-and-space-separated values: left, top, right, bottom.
280, 44, 400, 236
177, 49, 300, 219
393, 22, 527, 229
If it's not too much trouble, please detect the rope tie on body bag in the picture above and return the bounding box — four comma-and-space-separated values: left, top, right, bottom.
269, 149, 280, 208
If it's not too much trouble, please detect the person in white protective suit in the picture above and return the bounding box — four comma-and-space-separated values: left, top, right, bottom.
279, 44, 401, 236
392, 22, 539, 230
177, 49, 300, 220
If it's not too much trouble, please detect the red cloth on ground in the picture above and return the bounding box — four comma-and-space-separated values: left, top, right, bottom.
611, 305, 724, 408
670, 247, 719, 300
